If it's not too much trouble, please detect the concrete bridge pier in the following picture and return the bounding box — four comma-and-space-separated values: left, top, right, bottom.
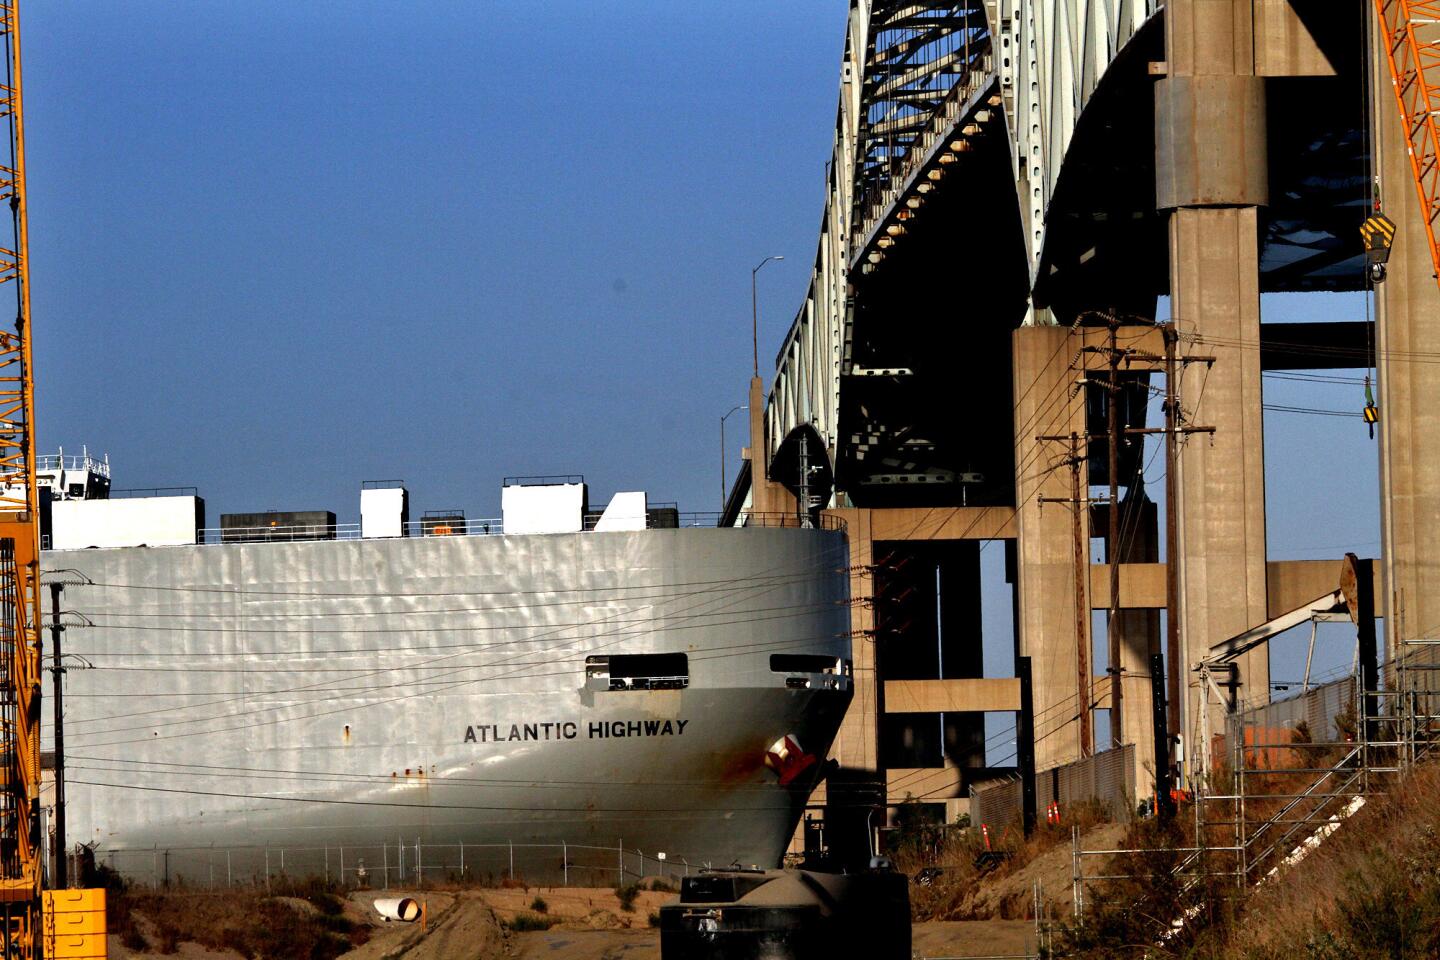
1012, 324, 1092, 771
1011, 326, 1162, 783
820, 505, 1018, 819
1156, 0, 1272, 773
1106, 494, 1162, 779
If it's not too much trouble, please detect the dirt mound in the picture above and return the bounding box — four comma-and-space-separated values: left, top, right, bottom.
106, 882, 372, 959
508, 928, 659, 960
338, 888, 665, 959
963, 822, 1128, 919
340, 891, 504, 960
912, 920, 1036, 958
907, 819, 1128, 922
474, 885, 671, 927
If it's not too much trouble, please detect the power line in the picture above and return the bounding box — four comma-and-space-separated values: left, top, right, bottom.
1262, 403, 1365, 419
69, 626, 843, 736
64, 779, 794, 819
66, 757, 798, 794
75, 560, 848, 601
68, 572, 843, 742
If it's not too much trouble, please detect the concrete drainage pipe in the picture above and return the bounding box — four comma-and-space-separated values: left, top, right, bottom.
373, 898, 421, 922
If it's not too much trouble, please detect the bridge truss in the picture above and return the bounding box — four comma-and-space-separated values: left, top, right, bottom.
767, 0, 1155, 500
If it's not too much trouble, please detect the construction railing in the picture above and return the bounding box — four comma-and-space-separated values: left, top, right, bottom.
1072, 644, 1440, 912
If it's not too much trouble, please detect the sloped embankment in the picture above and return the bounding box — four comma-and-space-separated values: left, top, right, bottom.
1190, 761, 1440, 959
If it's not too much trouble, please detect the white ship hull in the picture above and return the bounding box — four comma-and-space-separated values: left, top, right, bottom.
47, 526, 853, 881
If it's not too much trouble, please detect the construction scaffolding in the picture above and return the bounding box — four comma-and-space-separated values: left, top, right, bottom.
1071, 643, 1440, 913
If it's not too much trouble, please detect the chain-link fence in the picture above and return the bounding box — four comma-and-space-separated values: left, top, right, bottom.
93, 840, 710, 890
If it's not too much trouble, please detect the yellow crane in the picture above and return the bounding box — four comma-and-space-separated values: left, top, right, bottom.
0, 9, 107, 958
1374, 0, 1440, 283
0, 1, 42, 956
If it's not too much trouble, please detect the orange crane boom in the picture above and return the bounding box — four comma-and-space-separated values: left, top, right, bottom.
1374, 0, 1440, 284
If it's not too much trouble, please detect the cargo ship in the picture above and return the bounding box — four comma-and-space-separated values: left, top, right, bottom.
37, 453, 853, 883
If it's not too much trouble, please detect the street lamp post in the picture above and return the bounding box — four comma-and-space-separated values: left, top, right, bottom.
720, 404, 748, 512
751, 256, 785, 378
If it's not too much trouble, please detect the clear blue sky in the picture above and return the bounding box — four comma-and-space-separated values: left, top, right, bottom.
26, 3, 1380, 743
28, 1, 846, 518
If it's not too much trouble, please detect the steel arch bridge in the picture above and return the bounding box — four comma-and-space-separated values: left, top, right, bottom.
764, 0, 1364, 509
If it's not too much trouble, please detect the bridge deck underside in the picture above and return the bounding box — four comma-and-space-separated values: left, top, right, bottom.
837, 109, 1027, 506
1034, 13, 1369, 313
769, 1, 1372, 512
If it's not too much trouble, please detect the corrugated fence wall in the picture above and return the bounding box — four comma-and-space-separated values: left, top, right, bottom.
969, 744, 1136, 838
1229, 676, 1358, 745
1227, 643, 1440, 751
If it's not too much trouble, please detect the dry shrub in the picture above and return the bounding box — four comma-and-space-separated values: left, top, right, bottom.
505, 912, 557, 932
1046, 759, 1440, 958
1192, 761, 1440, 960
614, 883, 641, 912
907, 799, 1119, 923
113, 876, 369, 960
1049, 814, 1236, 958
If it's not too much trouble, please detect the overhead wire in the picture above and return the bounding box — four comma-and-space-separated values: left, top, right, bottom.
76, 565, 834, 602
69, 589, 825, 740
62, 779, 795, 820
68, 537, 854, 740
67, 597, 844, 647
66, 755, 804, 794
1262, 403, 1365, 419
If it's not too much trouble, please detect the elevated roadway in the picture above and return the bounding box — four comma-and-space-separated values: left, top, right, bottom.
738, 0, 1428, 807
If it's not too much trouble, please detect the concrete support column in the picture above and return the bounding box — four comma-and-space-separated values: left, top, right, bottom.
1169, 209, 1271, 756
1013, 325, 1091, 771
1371, 20, 1440, 651
1116, 496, 1160, 785
1159, 0, 1270, 774
832, 509, 878, 772
747, 376, 798, 518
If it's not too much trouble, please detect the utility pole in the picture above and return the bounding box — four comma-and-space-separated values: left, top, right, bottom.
1150, 651, 1173, 819
49, 581, 67, 888
1016, 656, 1038, 835
1162, 327, 1182, 741
1080, 317, 1133, 754
1105, 317, 1123, 750
1151, 324, 1215, 784
1080, 320, 1213, 774
1069, 432, 1092, 758
1037, 431, 1094, 758
1081, 315, 1136, 752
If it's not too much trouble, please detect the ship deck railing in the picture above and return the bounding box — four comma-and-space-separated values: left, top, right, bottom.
36, 452, 110, 477
184, 511, 842, 545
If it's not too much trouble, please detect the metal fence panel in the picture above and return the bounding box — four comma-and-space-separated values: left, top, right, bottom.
1230, 676, 1357, 746
970, 776, 1024, 838
969, 744, 1136, 840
